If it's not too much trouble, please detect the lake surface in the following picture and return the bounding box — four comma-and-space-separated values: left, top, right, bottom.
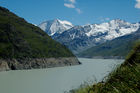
0, 58, 123, 93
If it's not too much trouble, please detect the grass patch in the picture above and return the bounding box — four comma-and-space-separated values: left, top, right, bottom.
0, 6, 75, 58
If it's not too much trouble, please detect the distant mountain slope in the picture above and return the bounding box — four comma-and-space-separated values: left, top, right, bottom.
53, 19, 140, 54
38, 19, 73, 36
0, 6, 80, 71
78, 28, 140, 58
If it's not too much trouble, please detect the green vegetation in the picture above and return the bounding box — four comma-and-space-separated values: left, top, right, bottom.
78, 29, 140, 58
70, 42, 140, 93
0, 6, 74, 58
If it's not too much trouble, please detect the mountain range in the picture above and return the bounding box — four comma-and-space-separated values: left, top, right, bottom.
39, 19, 140, 54
78, 28, 140, 58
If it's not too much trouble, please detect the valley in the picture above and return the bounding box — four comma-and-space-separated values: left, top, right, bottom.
0, 0, 140, 92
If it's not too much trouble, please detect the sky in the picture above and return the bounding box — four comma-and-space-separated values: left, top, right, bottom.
0, 0, 140, 25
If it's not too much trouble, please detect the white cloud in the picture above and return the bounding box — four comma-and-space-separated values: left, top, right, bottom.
64, 0, 82, 14
135, 0, 140, 9
65, 0, 76, 3
69, 0, 76, 4
76, 8, 82, 14
64, 3, 75, 8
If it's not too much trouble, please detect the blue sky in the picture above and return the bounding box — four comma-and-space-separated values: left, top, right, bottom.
0, 0, 140, 25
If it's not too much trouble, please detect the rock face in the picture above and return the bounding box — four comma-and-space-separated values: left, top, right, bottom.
0, 57, 81, 71
0, 60, 10, 71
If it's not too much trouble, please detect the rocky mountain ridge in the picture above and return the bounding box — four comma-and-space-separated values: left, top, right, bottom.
39, 19, 139, 54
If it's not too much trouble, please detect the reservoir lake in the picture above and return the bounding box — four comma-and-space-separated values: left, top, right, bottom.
0, 58, 124, 93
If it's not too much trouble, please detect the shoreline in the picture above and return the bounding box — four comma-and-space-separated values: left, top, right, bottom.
77, 56, 125, 59
0, 57, 81, 72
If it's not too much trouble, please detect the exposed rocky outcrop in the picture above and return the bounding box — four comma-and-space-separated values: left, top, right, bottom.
0, 57, 81, 71
0, 60, 10, 71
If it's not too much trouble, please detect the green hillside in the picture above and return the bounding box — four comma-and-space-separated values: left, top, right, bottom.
71, 42, 140, 93
0, 6, 74, 59
78, 28, 140, 58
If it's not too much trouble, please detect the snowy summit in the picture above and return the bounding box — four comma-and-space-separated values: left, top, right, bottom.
38, 19, 73, 36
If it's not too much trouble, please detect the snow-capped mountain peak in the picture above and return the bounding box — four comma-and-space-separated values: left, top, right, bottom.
57, 19, 73, 26
38, 19, 73, 36
85, 19, 140, 40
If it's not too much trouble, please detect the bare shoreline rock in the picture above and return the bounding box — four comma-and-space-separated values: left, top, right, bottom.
0, 57, 81, 71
